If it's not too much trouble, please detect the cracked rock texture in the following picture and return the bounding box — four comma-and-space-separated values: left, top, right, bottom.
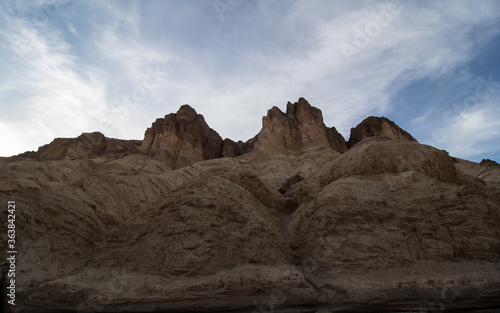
1, 98, 499, 313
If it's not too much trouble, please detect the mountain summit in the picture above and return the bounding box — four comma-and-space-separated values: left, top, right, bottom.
254, 97, 347, 155
139, 104, 225, 169
20, 98, 415, 171
2, 98, 499, 312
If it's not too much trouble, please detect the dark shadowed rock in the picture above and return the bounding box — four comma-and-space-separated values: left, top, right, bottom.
140, 105, 254, 169
481, 158, 500, 166
221, 137, 256, 157
347, 116, 417, 148
139, 105, 224, 169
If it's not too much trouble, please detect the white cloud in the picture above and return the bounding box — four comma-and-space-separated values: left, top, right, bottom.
411, 108, 435, 125
0, 15, 108, 150
1, 0, 500, 160
0, 2, 176, 155
423, 94, 500, 159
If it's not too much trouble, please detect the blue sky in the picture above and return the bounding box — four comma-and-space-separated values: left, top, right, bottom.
0, 0, 499, 162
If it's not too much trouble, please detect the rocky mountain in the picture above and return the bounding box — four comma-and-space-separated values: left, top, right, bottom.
139, 104, 251, 169
18, 131, 142, 160
1, 98, 499, 313
347, 116, 416, 148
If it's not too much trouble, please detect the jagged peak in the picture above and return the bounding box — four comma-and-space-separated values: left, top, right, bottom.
256, 98, 347, 154
176, 104, 198, 122
19, 99, 422, 164
266, 106, 287, 120
286, 97, 312, 116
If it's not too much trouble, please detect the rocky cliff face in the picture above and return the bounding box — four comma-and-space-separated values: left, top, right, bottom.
1, 98, 499, 313
243, 98, 347, 189
140, 105, 222, 169
253, 98, 347, 155
139, 105, 253, 169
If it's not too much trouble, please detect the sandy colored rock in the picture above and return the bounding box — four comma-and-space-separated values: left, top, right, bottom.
253, 98, 347, 156
289, 172, 500, 272
92, 176, 293, 276
17, 132, 142, 160
299, 137, 459, 204
456, 157, 500, 189
139, 105, 225, 169
242, 98, 346, 189
1, 98, 499, 313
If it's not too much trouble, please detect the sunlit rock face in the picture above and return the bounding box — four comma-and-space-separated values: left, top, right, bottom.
2, 98, 499, 313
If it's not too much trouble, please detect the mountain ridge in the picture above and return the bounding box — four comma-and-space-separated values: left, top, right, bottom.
15, 98, 419, 166
2, 97, 499, 312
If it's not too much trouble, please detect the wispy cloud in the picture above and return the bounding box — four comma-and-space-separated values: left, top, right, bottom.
1, 0, 500, 162
423, 87, 500, 159
0, 1, 172, 154
411, 108, 435, 125
0, 9, 107, 149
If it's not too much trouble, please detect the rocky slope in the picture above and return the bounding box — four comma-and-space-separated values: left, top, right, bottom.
18, 131, 142, 160
242, 98, 347, 189
1, 98, 499, 313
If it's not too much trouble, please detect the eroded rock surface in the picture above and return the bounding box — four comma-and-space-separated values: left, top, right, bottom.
242, 98, 347, 189
139, 105, 253, 170
1, 98, 499, 313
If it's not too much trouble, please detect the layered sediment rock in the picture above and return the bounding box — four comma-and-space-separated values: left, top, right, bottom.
1, 98, 499, 313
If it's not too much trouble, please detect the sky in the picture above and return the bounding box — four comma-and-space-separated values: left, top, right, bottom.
0, 0, 499, 162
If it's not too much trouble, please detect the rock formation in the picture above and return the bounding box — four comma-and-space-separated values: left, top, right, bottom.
347, 116, 416, 148
18, 131, 142, 160
1, 98, 499, 313
139, 105, 252, 169
253, 98, 347, 155
242, 98, 347, 189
